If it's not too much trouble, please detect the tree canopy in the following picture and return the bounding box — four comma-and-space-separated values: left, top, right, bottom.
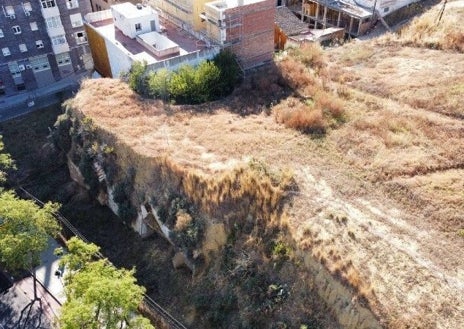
59, 237, 155, 329
0, 191, 60, 272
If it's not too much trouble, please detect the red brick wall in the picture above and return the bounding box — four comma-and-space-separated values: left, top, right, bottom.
225, 0, 276, 70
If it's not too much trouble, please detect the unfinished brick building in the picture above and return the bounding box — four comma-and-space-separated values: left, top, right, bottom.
154, 0, 275, 70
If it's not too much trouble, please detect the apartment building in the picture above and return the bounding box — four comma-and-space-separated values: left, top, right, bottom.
154, 0, 276, 70
0, 0, 93, 97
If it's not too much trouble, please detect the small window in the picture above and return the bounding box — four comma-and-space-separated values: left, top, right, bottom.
384, 7, 389, 13
75, 31, 87, 44
0, 29, 4, 38
30, 55, 50, 72
41, 0, 56, 9
70, 13, 83, 28
36, 40, 44, 49
66, 0, 79, 10
12, 26, 22, 35
19, 44, 27, 53
30, 22, 38, 31
135, 23, 142, 31
56, 52, 71, 66
46, 16, 62, 29
2, 48, 11, 57
23, 2, 32, 15
5, 6, 15, 18
51, 35, 67, 46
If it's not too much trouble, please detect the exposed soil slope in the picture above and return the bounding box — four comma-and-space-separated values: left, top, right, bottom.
65, 3, 464, 327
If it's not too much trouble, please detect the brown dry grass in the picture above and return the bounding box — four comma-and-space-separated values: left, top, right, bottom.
390, 3, 464, 52
68, 12, 464, 325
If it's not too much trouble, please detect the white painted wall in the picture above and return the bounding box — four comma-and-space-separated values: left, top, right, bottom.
355, 0, 420, 16
104, 37, 134, 78
111, 3, 160, 39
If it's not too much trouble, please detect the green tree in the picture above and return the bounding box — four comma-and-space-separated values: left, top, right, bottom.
147, 68, 171, 101
194, 61, 221, 103
59, 237, 155, 329
213, 50, 241, 97
0, 136, 14, 185
0, 191, 60, 299
128, 60, 148, 95
169, 64, 196, 103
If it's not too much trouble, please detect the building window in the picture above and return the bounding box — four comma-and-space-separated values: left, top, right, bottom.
23, 2, 32, 16
19, 44, 28, 53
8, 62, 22, 78
5, 6, 15, 18
2, 48, 11, 57
30, 55, 50, 72
30, 22, 38, 31
0, 29, 3, 38
51, 35, 67, 46
135, 23, 142, 31
12, 26, 22, 35
70, 13, 83, 28
41, 0, 56, 9
75, 31, 87, 44
46, 16, 62, 29
66, 0, 79, 10
56, 52, 71, 66
36, 40, 44, 49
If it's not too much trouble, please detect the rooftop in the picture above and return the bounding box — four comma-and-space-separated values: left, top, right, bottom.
275, 6, 310, 36
207, 0, 265, 10
86, 14, 202, 65
111, 2, 155, 19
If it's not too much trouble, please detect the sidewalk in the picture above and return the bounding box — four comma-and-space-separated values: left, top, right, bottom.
0, 238, 65, 329
0, 71, 90, 122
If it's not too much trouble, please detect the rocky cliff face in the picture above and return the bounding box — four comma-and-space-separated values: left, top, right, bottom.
51, 79, 382, 329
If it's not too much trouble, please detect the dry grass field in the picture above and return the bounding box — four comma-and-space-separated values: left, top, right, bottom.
68, 2, 464, 327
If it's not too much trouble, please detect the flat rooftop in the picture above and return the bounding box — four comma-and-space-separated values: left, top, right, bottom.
88, 16, 202, 64
111, 2, 155, 19
207, 0, 265, 10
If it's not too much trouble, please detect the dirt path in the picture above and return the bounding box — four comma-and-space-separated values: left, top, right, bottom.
287, 164, 464, 328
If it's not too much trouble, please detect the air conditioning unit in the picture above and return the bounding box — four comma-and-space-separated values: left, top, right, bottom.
25, 11, 30, 16
25, 64, 32, 69
9, 14, 16, 19
18, 64, 25, 71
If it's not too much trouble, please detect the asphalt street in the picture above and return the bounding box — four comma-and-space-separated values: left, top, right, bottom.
0, 71, 89, 123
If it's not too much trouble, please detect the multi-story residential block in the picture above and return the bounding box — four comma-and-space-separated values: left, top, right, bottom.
153, 0, 276, 70
0, 0, 93, 97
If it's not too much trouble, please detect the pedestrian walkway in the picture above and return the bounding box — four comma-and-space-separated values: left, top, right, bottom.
0, 238, 65, 329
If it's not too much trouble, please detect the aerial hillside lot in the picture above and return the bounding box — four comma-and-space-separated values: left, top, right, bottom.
67, 2, 463, 328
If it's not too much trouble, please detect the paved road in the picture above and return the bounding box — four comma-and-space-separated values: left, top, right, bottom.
0, 71, 89, 123
0, 239, 64, 329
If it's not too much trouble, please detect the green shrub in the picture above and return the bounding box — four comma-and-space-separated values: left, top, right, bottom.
52, 113, 72, 153
129, 50, 240, 104
147, 68, 171, 100
213, 49, 242, 97
127, 60, 148, 95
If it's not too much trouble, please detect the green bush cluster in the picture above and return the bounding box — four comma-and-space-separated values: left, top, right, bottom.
126, 50, 241, 104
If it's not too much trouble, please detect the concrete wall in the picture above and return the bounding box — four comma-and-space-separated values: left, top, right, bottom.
85, 23, 112, 77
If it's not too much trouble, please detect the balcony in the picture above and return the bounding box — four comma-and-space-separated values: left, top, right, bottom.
52, 42, 70, 55
41, 5, 60, 19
